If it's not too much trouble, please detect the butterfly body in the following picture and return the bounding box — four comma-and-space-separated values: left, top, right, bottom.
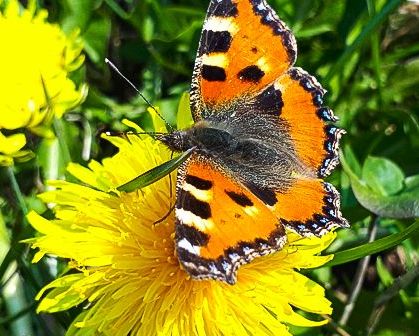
158, 0, 348, 285
159, 106, 300, 192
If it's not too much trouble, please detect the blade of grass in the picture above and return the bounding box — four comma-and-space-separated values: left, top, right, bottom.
366, 0, 384, 109
324, 219, 419, 267
6, 166, 28, 215
147, 44, 191, 76
104, 0, 132, 19
325, 0, 401, 83
0, 302, 36, 326
116, 148, 194, 192
367, 264, 419, 335
1, 214, 33, 336
2, 272, 34, 336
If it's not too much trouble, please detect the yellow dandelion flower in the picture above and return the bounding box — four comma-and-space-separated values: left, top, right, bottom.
0, 131, 33, 166
27, 116, 336, 335
0, 0, 86, 136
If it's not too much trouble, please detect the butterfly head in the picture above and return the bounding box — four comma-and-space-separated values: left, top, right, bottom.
156, 131, 190, 153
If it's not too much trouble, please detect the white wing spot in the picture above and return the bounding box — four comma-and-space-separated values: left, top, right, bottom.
202, 53, 229, 68
178, 238, 201, 255
204, 16, 238, 34
183, 183, 213, 202
176, 208, 214, 231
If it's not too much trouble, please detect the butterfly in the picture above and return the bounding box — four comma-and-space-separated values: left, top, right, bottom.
157, 0, 349, 285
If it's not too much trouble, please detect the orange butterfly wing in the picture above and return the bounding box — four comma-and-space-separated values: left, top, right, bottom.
274, 68, 345, 177
175, 154, 286, 284
190, 0, 296, 117
274, 179, 348, 236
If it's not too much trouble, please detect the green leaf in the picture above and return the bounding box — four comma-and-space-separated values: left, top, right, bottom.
362, 156, 405, 196
376, 257, 394, 287
142, 16, 154, 43
60, 0, 100, 33
324, 220, 419, 267
342, 144, 362, 177
341, 151, 419, 218
116, 148, 194, 192
155, 6, 203, 42
353, 178, 419, 218
82, 15, 112, 65
405, 174, 419, 192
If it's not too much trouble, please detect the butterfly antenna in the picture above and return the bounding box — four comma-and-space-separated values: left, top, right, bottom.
104, 131, 166, 136
105, 58, 174, 132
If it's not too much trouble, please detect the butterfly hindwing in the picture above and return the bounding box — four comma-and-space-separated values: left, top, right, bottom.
175, 154, 286, 284
191, 0, 296, 118
274, 68, 345, 177
272, 179, 348, 236
247, 67, 344, 178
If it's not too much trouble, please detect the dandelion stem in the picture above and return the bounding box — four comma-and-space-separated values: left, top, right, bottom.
53, 117, 72, 165
338, 216, 379, 326
6, 166, 28, 215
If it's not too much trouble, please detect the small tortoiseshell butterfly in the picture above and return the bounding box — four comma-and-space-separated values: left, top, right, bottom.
157, 0, 349, 284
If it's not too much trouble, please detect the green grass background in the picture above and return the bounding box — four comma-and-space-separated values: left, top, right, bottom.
1, 0, 418, 335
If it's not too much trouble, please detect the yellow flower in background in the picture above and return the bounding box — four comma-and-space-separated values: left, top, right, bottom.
0, 131, 33, 166
0, 0, 86, 139
27, 116, 336, 336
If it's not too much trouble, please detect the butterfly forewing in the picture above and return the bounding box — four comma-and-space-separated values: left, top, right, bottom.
190, 0, 296, 118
